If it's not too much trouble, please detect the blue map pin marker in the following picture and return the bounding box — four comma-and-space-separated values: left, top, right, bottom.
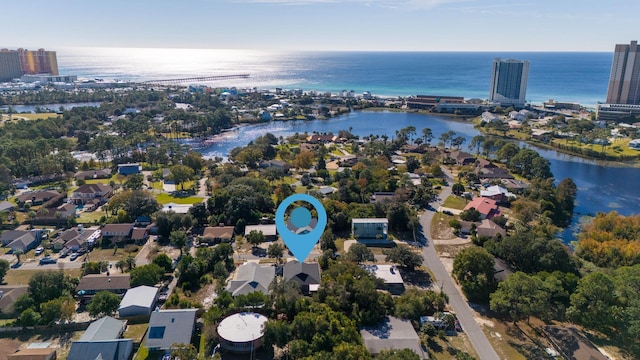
275, 194, 327, 263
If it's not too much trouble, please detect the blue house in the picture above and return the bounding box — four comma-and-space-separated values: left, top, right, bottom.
117, 163, 142, 176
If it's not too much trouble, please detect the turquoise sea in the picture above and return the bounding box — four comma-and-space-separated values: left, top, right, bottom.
57, 48, 612, 107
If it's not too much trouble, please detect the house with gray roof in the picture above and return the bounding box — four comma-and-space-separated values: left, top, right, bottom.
227, 262, 275, 297
80, 316, 127, 342
16, 190, 61, 207
244, 224, 277, 241
283, 260, 320, 294
2, 230, 42, 252
118, 285, 159, 318
0, 201, 15, 213
0, 285, 28, 316
76, 274, 130, 301
67, 339, 133, 360
360, 316, 427, 359
75, 168, 112, 180
146, 308, 198, 351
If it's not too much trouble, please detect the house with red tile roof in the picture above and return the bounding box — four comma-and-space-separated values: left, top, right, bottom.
463, 197, 501, 219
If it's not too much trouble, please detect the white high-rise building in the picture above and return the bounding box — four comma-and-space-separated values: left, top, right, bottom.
489, 58, 530, 107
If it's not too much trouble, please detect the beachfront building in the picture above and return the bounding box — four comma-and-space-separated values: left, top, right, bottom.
606, 41, 640, 105
489, 58, 530, 107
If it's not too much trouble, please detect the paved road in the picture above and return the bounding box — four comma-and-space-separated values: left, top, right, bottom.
420, 172, 500, 360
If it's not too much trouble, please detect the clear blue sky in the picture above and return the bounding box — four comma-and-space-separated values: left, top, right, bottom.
2, 0, 637, 51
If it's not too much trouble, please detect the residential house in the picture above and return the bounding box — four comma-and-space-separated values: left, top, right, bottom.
70, 183, 113, 205
117, 163, 141, 175
363, 264, 405, 295
146, 309, 198, 352
0, 286, 28, 316
16, 190, 61, 207
244, 224, 277, 241
259, 160, 290, 172
444, 150, 475, 165
101, 223, 134, 245
76, 274, 130, 301
0, 201, 15, 213
480, 185, 516, 203
7, 348, 57, 360
161, 202, 191, 214
79, 316, 127, 342
352, 218, 388, 240
67, 339, 133, 360
370, 192, 396, 204
360, 317, 427, 359
478, 166, 515, 180
202, 226, 235, 245
227, 262, 275, 297
2, 230, 42, 253
476, 219, 507, 238
75, 168, 112, 180
130, 228, 149, 245
32, 204, 76, 226
57, 226, 100, 251
118, 286, 159, 318
306, 134, 336, 143
481, 111, 501, 123
283, 261, 321, 294
463, 197, 501, 220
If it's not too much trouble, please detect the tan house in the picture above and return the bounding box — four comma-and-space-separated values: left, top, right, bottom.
202, 226, 235, 244
70, 183, 113, 205
7, 348, 57, 360
76, 274, 130, 301
101, 223, 134, 245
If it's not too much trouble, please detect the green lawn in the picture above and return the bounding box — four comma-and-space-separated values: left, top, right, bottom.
442, 195, 468, 210
4, 268, 82, 285
155, 193, 204, 205
123, 324, 148, 343
77, 210, 106, 224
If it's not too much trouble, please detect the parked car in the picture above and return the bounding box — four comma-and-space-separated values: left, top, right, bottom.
34, 247, 44, 256
69, 253, 79, 261
39, 257, 57, 265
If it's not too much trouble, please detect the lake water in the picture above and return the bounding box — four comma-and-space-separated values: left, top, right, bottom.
198, 111, 640, 243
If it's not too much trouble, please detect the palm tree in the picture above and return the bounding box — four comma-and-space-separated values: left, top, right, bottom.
125, 255, 136, 271
116, 259, 127, 273
422, 128, 433, 145
14, 248, 23, 264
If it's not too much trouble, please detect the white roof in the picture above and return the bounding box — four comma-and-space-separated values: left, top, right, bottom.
244, 224, 277, 236
352, 218, 389, 224
118, 285, 159, 310
481, 185, 516, 199
363, 264, 404, 284
217, 312, 268, 343
162, 202, 192, 214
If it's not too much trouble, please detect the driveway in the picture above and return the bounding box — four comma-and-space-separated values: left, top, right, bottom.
420, 170, 500, 360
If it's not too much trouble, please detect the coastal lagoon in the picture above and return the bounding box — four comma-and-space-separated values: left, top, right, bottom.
198, 111, 640, 243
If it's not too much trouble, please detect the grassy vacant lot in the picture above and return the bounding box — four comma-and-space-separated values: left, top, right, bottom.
84, 246, 139, 263
3, 268, 82, 285
0, 113, 59, 121
552, 138, 638, 158
442, 195, 468, 210
155, 193, 204, 205
427, 333, 480, 360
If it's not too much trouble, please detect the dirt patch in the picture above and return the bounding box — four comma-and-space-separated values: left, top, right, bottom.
194, 282, 218, 310
431, 213, 457, 240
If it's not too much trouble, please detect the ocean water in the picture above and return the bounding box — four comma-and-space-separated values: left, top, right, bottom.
57, 48, 612, 107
